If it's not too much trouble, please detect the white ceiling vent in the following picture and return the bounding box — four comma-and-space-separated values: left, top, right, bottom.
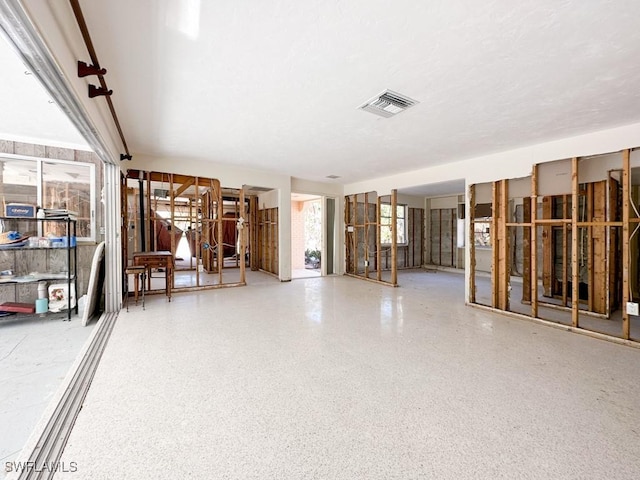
359, 89, 419, 118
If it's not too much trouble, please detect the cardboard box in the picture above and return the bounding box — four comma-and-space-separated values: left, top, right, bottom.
5, 204, 36, 218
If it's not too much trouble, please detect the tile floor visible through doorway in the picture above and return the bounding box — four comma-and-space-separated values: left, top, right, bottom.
0, 314, 94, 479
56, 270, 640, 479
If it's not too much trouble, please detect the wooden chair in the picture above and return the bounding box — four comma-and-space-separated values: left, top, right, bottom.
124, 265, 147, 311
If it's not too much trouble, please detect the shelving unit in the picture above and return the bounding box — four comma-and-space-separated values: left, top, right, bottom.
0, 216, 78, 320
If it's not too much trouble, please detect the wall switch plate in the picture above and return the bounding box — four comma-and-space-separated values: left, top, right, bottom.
347, 226, 354, 232
626, 302, 639, 316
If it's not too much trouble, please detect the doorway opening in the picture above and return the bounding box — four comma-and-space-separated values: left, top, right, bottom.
291, 194, 322, 279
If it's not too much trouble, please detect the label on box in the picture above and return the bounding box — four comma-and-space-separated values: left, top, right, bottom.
5, 204, 36, 218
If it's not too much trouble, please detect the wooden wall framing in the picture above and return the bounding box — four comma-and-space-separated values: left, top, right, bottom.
257, 207, 279, 276
344, 189, 400, 286
123, 169, 248, 294
470, 149, 637, 340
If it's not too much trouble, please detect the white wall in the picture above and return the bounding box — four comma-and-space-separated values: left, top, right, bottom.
430, 196, 458, 209
258, 189, 279, 209
398, 193, 426, 209
345, 123, 640, 196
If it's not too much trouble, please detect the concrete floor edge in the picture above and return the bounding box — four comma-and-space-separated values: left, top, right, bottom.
5, 312, 118, 480
468, 302, 640, 350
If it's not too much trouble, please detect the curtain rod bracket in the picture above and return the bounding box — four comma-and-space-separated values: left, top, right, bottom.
88, 84, 113, 98
77, 60, 106, 77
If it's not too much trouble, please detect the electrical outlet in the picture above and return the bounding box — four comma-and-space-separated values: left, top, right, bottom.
626, 302, 639, 316
364, 260, 369, 267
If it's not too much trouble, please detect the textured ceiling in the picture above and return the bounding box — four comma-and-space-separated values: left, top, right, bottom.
6, 1, 640, 188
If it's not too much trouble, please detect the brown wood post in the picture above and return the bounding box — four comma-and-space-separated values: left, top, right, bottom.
531, 165, 538, 318
451, 208, 455, 267
364, 192, 370, 278
146, 172, 152, 253
391, 189, 398, 285
250, 196, 259, 271
522, 196, 531, 303
376, 196, 382, 282
352, 195, 358, 275
215, 179, 223, 283
496, 179, 509, 311
195, 176, 200, 287
562, 194, 569, 307
571, 157, 579, 327
239, 188, 246, 283
622, 149, 631, 339
169, 174, 175, 290
492, 181, 499, 308
469, 184, 476, 304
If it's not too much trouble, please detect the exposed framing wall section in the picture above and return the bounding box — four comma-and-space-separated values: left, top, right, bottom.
123, 169, 248, 292
469, 148, 640, 341
344, 190, 403, 286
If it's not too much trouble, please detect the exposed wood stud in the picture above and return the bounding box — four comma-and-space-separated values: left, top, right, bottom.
497, 179, 509, 311
146, 172, 152, 254
451, 207, 455, 267
562, 194, 568, 307
492, 181, 499, 308
571, 157, 579, 327
353, 195, 357, 275
364, 192, 370, 278
195, 176, 200, 287
541, 195, 552, 297
622, 149, 631, 339
531, 165, 538, 318
469, 184, 476, 304
522, 195, 531, 303
169, 174, 176, 290
376, 196, 382, 282
173, 177, 195, 198
239, 187, 246, 284
438, 209, 443, 266
250, 196, 259, 271
391, 189, 398, 286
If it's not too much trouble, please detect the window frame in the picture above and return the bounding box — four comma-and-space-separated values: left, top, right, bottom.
0, 153, 96, 242
380, 203, 408, 246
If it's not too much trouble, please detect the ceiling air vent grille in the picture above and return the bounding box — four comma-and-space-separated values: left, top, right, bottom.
359, 89, 418, 118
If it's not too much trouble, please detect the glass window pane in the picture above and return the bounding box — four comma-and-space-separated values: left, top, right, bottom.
0, 158, 38, 206
397, 219, 406, 243
42, 161, 93, 239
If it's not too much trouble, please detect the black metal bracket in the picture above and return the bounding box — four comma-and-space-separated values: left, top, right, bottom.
77, 60, 107, 77
120, 154, 132, 161
88, 84, 113, 98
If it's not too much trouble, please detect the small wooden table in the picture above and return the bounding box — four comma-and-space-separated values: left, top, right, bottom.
132, 251, 174, 301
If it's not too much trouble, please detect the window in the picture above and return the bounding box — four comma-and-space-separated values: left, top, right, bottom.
0, 155, 96, 241
380, 204, 406, 245
474, 202, 492, 247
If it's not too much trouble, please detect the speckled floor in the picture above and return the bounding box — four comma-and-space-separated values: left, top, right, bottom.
55, 271, 640, 479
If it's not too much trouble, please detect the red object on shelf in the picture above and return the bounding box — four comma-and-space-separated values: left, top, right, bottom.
0, 302, 35, 313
